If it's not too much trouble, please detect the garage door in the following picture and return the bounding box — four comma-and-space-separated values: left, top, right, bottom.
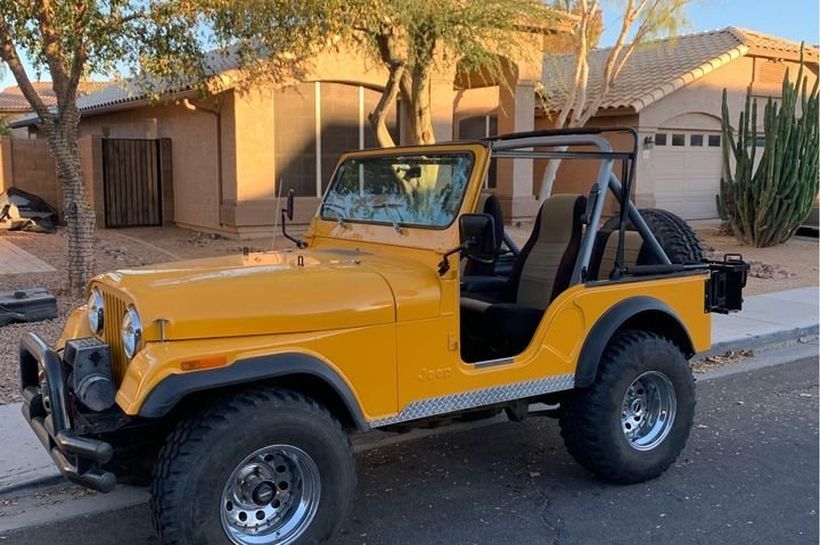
652, 131, 723, 220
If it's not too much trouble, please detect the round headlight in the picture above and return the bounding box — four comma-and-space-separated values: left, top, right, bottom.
87, 288, 104, 334
121, 306, 143, 359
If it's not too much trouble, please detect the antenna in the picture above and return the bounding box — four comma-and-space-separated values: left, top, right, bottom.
272, 177, 283, 251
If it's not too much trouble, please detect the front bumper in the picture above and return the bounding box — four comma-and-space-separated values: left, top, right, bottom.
19, 332, 116, 492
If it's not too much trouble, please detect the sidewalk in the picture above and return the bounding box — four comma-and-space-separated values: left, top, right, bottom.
708, 286, 819, 355
0, 286, 817, 496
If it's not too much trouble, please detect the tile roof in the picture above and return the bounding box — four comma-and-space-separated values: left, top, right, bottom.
9, 48, 240, 128
0, 81, 111, 112
540, 26, 819, 114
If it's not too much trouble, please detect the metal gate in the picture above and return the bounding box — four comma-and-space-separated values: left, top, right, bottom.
102, 138, 165, 228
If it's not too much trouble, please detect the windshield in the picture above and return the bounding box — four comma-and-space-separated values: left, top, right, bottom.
320, 152, 474, 228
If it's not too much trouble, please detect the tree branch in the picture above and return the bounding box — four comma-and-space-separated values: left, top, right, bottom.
32, 0, 70, 104
0, 16, 53, 123
369, 61, 404, 148
67, 0, 90, 98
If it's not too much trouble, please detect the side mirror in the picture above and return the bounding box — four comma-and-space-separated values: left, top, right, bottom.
280, 188, 305, 248
459, 213, 497, 263
286, 189, 295, 221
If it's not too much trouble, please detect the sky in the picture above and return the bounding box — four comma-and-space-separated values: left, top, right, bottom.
599, 0, 820, 46
2, 0, 819, 88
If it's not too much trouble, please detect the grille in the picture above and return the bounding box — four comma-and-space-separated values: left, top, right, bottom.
100, 290, 129, 384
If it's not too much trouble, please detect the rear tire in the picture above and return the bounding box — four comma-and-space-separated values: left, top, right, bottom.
559, 330, 695, 484
150, 388, 356, 545
604, 208, 704, 264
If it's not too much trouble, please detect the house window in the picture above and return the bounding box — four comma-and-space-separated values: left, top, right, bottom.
755, 136, 766, 147
274, 83, 317, 197
690, 134, 703, 147
671, 134, 685, 146
275, 82, 399, 197
708, 134, 721, 147
458, 115, 498, 187
655, 133, 667, 146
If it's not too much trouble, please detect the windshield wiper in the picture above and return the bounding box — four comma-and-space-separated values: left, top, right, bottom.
321, 203, 348, 228
373, 203, 404, 234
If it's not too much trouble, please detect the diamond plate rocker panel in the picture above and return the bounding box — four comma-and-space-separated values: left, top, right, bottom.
370, 373, 575, 427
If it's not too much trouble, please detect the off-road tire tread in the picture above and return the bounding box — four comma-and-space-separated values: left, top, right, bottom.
559, 330, 695, 484
604, 208, 704, 264
150, 388, 354, 545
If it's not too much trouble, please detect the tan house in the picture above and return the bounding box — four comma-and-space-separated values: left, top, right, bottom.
539, 27, 819, 220
4, 25, 815, 234
4, 23, 574, 237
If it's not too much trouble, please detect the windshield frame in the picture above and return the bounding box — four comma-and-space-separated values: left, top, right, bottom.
318, 149, 477, 231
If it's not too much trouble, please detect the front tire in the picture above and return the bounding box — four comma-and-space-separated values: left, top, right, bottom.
150, 388, 356, 545
560, 330, 695, 484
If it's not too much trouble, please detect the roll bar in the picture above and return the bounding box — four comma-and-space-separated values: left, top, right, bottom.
483, 127, 671, 283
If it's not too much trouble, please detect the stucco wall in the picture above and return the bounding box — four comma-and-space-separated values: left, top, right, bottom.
636, 55, 818, 204
78, 100, 221, 231
0, 137, 60, 211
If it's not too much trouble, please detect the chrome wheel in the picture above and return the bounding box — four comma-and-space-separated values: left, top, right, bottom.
220, 445, 321, 545
620, 371, 677, 451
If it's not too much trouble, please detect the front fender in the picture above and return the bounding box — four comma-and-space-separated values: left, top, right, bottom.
138, 352, 368, 430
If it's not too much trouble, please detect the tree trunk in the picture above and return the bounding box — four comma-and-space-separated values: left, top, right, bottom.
46, 105, 95, 296
369, 62, 404, 148
408, 66, 435, 145
537, 146, 569, 201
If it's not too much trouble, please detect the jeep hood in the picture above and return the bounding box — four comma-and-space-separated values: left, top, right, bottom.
92, 250, 397, 341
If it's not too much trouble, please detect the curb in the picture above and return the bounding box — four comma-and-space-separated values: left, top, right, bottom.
698, 324, 819, 358
0, 474, 63, 498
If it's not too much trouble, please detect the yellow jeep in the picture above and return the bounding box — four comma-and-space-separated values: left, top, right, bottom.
20, 128, 747, 545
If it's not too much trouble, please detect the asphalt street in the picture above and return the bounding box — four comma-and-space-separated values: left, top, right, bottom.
2, 356, 817, 545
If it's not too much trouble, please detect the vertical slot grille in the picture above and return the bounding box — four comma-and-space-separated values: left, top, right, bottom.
101, 291, 128, 384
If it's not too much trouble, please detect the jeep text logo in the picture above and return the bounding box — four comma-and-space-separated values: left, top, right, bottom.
417, 366, 453, 382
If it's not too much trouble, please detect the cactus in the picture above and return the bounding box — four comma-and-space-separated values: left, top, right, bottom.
717, 46, 819, 247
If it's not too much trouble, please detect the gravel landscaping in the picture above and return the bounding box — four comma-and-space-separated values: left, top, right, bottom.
698, 226, 819, 295
0, 223, 816, 405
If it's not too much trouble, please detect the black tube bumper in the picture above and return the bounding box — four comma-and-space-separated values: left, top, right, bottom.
19, 333, 116, 493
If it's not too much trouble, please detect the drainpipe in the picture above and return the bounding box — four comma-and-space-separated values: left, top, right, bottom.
183, 98, 223, 226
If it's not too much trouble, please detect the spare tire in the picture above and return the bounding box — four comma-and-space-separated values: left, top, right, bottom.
603, 208, 704, 264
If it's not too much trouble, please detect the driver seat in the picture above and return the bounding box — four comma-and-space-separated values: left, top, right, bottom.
461, 194, 587, 359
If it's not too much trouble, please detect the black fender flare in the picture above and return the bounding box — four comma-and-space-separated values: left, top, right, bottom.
138, 352, 368, 430
574, 296, 695, 389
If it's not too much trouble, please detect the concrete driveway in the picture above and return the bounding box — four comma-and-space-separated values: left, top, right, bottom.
2, 351, 817, 545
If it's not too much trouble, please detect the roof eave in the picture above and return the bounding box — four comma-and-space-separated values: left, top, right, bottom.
628, 44, 750, 113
